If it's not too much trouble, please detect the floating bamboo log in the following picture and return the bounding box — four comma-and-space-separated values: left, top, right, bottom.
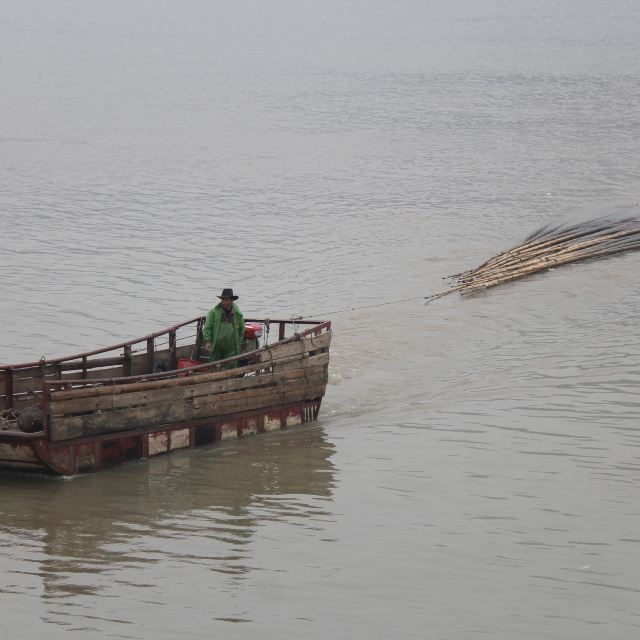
426, 216, 640, 303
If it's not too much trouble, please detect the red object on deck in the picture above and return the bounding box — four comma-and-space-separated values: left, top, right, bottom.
177, 357, 200, 377
244, 322, 262, 340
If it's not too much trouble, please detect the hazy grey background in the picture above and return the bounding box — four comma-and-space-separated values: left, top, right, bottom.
1, 1, 640, 638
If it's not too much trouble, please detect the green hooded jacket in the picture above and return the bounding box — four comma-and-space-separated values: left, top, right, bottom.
203, 302, 245, 356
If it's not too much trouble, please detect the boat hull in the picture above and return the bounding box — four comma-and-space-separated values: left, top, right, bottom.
0, 317, 331, 476
0, 398, 323, 476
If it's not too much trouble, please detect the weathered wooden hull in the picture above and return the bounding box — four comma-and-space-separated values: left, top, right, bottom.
0, 399, 324, 475
0, 318, 331, 476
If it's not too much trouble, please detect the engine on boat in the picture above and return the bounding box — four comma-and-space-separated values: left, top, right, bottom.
242, 322, 263, 352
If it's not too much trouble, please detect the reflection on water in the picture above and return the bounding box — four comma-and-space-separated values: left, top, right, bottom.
0, 427, 335, 630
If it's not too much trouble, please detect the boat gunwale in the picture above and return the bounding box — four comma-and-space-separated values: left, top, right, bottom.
0, 316, 327, 372
43, 320, 330, 388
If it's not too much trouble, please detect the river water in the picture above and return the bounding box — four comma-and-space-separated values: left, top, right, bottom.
2, 1, 640, 638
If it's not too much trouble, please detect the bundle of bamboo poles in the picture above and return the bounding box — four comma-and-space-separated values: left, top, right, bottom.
425, 216, 640, 303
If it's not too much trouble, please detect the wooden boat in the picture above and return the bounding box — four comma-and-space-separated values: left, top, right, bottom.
0, 316, 331, 475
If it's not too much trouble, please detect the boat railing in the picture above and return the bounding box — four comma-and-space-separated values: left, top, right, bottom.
1, 316, 328, 411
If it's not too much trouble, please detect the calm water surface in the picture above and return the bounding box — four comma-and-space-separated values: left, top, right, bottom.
2, 1, 640, 638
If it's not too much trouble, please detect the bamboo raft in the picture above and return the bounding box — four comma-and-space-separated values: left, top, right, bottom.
426, 216, 640, 302
0, 317, 331, 475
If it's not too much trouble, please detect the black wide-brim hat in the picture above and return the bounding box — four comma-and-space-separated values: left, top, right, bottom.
217, 288, 239, 300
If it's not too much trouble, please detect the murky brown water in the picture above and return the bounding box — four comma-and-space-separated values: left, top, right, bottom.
2, 1, 640, 638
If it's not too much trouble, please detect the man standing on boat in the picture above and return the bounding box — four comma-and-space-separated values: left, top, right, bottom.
203, 288, 245, 366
